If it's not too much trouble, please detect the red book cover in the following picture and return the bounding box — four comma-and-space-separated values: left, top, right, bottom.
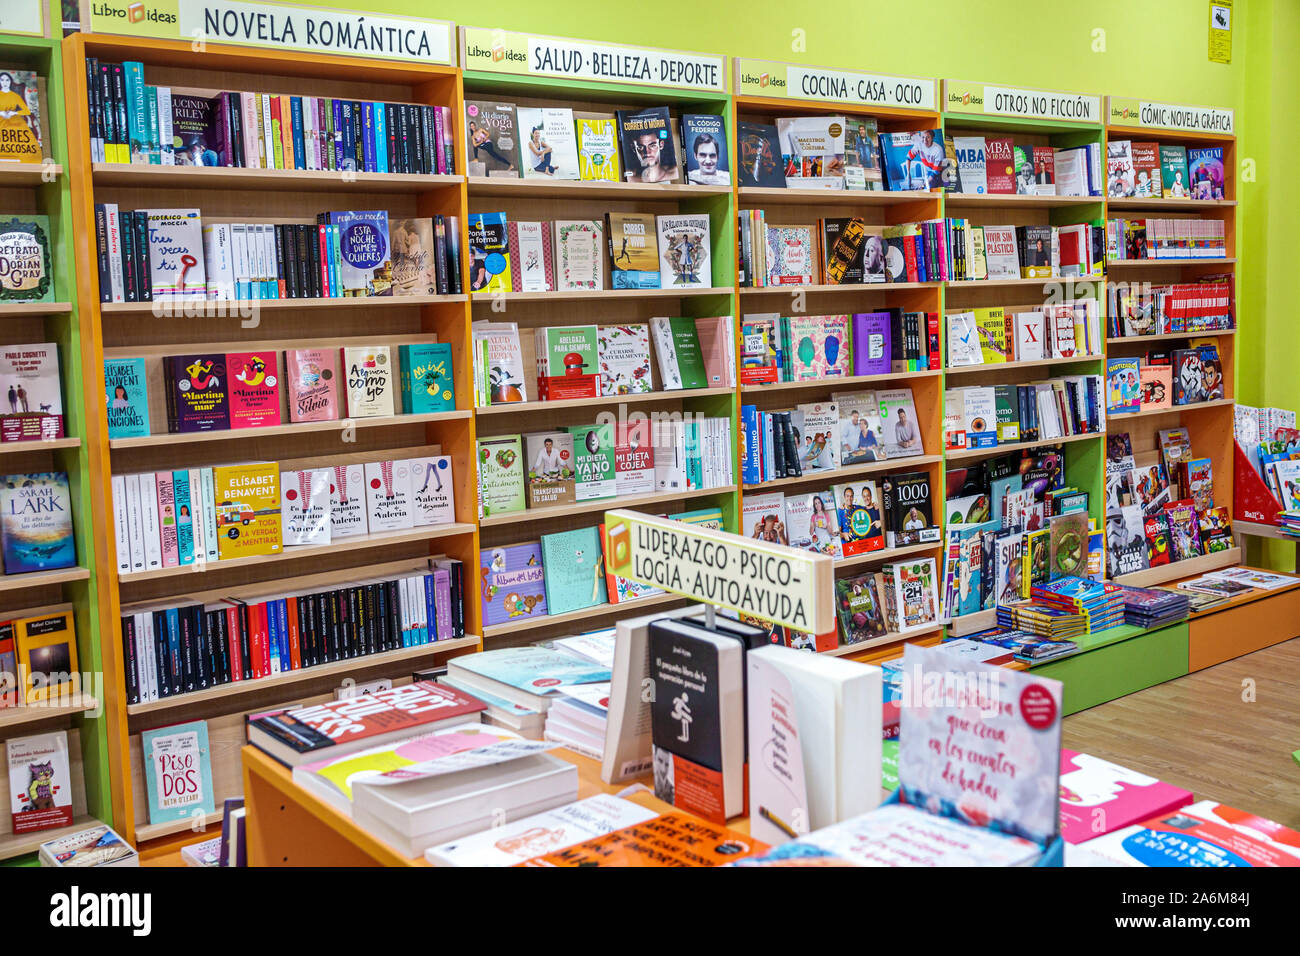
247, 602, 265, 679
224, 605, 243, 682
227, 351, 282, 429
1032, 145, 1055, 192
692, 316, 731, 388
285, 348, 340, 423
985, 137, 1016, 194
0, 624, 16, 708
287, 598, 301, 670
257, 601, 271, 677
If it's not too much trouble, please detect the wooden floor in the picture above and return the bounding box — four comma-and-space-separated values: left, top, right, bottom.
1063, 637, 1300, 828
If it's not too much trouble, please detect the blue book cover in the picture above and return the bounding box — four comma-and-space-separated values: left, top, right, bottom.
480, 542, 547, 627
399, 343, 455, 413
172, 470, 194, 565
275, 599, 289, 668
141, 719, 215, 825
104, 358, 151, 438
452, 644, 609, 692
326, 210, 390, 296
0, 472, 75, 573
1186, 147, 1225, 200
741, 404, 760, 485
540, 526, 607, 615
878, 129, 944, 191
374, 101, 388, 173
290, 96, 306, 170
165, 607, 181, 693
362, 102, 375, 173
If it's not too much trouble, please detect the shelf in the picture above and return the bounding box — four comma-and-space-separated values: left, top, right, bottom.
945, 355, 1104, 376
743, 455, 942, 492
945, 276, 1101, 290
482, 591, 685, 639
480, 486, 734, 529
1107, 329, 1235, 344
471, 286, 732, 302
476, 387, 734, 416
101, 292, 467, 314
0, 302, 73, 317
0, 164, 62, 185
0, 567, 90, 593
0, 696, 100, 732
944, 431, 1102, 463
92, 163, 464, 193
1112, 546, 1242, 588
1106, 197, 1236, 211
116, 523, 476, 584
125, 636, 480, 717
0, 438, 80, 454
948, 607, 997, 637
109, 411, 470, 450
135, 809, 225, 844
741, 368, 939, 395
834, 541, 942, 571
820, 621, 944, 657
738, 186, 941, 206
739, 281, 939, 295
467, 177, 729, 200
1107, 398, 1235, 423
944, 193, 1102, 209
1106, 258, 1236, 269
0, 816, 107, 863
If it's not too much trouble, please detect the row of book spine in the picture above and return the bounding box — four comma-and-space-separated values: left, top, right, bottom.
86, 58, 456, 175
119, 564, 465, 705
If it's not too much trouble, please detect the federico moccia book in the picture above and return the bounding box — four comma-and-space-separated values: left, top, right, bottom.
141, 720, 215, 825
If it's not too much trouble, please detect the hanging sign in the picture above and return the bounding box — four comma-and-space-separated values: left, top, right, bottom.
461, 27, 726, 93
1107, 96, 1233, 134
1209, 1, 1232, 64
87, 0, 455, 64
944, 80, 1100, 124
736, 58, 935, 111
0, 0, 45, 37
603, 509, 834, 634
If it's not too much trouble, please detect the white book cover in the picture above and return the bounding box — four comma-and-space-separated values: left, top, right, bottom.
517, 107, 580, 180
188, 467, 206, 565
426, 793, 656, 866
656, 213, 711, 290
364, 460, 414, 533
280, 468, 331, 546
981, 225, 1020, 279
598, 324, 653, 396
137, 472, 162, 571
946, 311, 983, 366
230, 223, 249, 298
408, 456, 456, 526
743, 491, 788, 545
512, 221, 552, 292
471, 321, 528, 406
342, 345, 396, 418
653, 419, 686, 492
261, 93, 275, 170
648, 316, 682, 390
1014, 312, 1047, 361
146, 209, 206, 297
329, 464, 369, 538
1055, 146, 1087, 197
552, 220, 604, 292
199, 467, 219, 562
202, 224, 235, 300
7, 730, 74, 834
953, 136, 988, 194
961, 386, 997, 447
157, 87, 174, 165
796, 402, 839, 471
111, 474, 130, 573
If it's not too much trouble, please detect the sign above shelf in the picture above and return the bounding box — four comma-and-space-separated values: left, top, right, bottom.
735, 58, 936, 111
944, 80, 1101, 125
1107, 96, 1234, 134
86, 0, 455, 65
461, 27, 726, 93
0, 0, 45, 37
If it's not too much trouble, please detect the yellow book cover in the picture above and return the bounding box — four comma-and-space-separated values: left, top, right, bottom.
468, 212, 512, 294
213, 463, 282, 560
279, 95, 295, 170
576, 117, 620, 182
974, 307, 1008, 364
16, 609, 79, 702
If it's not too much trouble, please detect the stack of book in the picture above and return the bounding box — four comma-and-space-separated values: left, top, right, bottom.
736, 118, 937, 192
994, 605, 1088, 641
967, 626, 1079, 662
1114, 585, 1189, 628
945, 374, 1105, 450
945, 220, 1103, 281
1030, 576, 1125, 631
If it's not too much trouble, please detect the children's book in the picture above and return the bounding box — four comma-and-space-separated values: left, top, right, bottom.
539, 526, 608, 615
141, 720, 215, 825
480, 542, 548, 626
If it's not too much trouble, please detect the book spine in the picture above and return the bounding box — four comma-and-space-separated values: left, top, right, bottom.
291, 96, 306, 170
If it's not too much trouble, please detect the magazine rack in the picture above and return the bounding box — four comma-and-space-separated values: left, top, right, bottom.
1233, 440, 1284, 527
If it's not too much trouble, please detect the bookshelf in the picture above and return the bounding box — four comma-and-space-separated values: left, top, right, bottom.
461, 28, 739, 649
0, 12, 113, 862
61, 31, 480, 849
732, 59, 946, 659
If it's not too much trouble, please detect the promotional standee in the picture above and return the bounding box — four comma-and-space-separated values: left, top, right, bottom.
2, 7, 1294, 874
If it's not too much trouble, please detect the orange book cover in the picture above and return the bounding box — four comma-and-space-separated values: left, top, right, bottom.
279, 95, 296, 170
519, 812, 767, 867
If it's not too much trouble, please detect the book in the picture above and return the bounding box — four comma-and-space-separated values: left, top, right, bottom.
1106, 505, 1149, 577
285, 348, 339, 422
1139, 364, 1172, 411
656, 213, 711, 289
1059, 750, 1193, 844
953, 136, 987, 194
877, 388, 923, 458
0, 71, 49, 164
104, 357, 151, 439
786, 314, 852, 380
1165, 500, 1203, 561
226, 351, 280, 429
211, 462, 280, 560
388, 217, 438, 295
596, 324, 652, 397
1160, 145, 1190, 198
682, 113, 730, 185
974, 307, 1009, 363
408, 456, 455, 527
534, 325, 599, 401
1187, 147, 1225, 200
473, 321, 528, 405
1106, 140, 1135, 197
650, 316, 708, 390
476, 436, 525, 518
576, 116, 620, 181
834, 572, 889, 643
464, 100, 519, 177
0, 342, 62, 443
467, 211, 511, 293
982, 224, 1019, 279
7, 731, 73, 834
1047, 512, 1090, 580
845, 117, 882, 189
280, 468, 331, 546
834, 391, 885, 464
851, 312, 892, 375
553, 220, 603, 291
737, 121, 784, 188
984, 137, 1015, 194
606, 212, 660, 289
341, 345, 395, 418
506, 220, 554, 293
1082, 800, 1300, 867
146, 209, 206, 297
516, 106, 579, 180
524, 431, 576, 509
568, 423, 617, 502
165, 354, 230, 432
38, 824, 138, 868
617, 106, 679, 183
327, 464, 367, 538
523, 810, 765, 866
1106, 357, 1140, 413
614, 419, 655, 495
784, 492, 840, 558
878, 129, 944, 190
1131, 142, 1162, 197
480, 542, 547, 627
777, 115, 846, 189
141, 720, 215, 825
882, 470, 935, 549
0, 215, 53, 302
398, 343, 455, 414
1, 472, 75, 572
170, 92, 217, 165
765, 224, 816, 286
539, 526, 607, 615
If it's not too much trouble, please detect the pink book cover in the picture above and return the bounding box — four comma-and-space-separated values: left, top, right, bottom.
285, 348, 339, 422
433, 568, 452, 639
227, 351, 282, 429
693, 316, 731, 387
1058, 749, 1193, 844
155, 471, 179, 568
507, 221, 555, 293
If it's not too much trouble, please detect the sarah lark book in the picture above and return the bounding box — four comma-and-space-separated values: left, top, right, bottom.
1, 472, 75, 573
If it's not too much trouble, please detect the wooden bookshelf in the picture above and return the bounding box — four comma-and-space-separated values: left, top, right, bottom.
0, 436, 80, 453
1107, 197, 1236, 211
742, 454, 943, 491
1107, 398, 1235, 423
944, 354, 1104, 377
740, 368, 939, 394
0, 163, 62, 185
0, 696, 100, 732
476, 386, 735, 416
820, 620, 945, 657
470, 286, 732, 302
834, 540, 942, 571
482, 591, 686, 640
0, 301, 73, 316
737, 186, 941, 206
1107, 329, 1235, 345
0, 566, 91, 593
1112, 546, 1242, 587
738, 281, 939, 295
63, 31, 477, 848
479, 486, 733, 529
1106, 257, 1236, 268
944, 431, 1103, 462
468, 177, 729, 200
944, 193, 1102, 209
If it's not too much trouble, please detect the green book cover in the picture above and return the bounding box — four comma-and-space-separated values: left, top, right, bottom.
1159, 144, 1189, 198
656, 316, 708, 389
994, 384, 1020, 443
0, 216, 53, 303
540, 525, 608, 615
104, 358, 151, 438
399, 343, 455, 413
476, 435, 525, 517
145, 85, 160, 164
567, 423, 616, 501
124, 61, 148, 163
535, 325, 599, 400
